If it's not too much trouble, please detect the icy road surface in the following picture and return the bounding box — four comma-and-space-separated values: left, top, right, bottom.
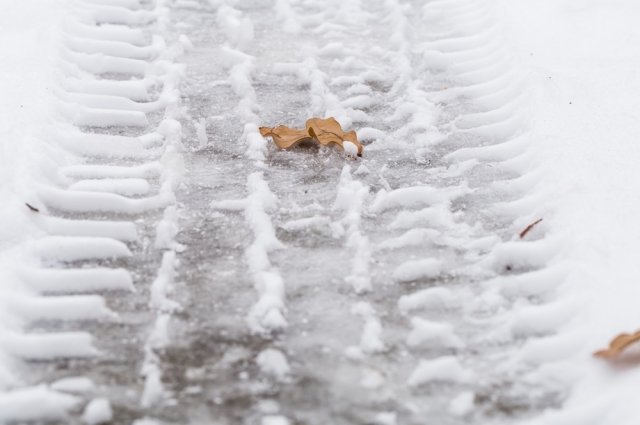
3, 0, 640, 424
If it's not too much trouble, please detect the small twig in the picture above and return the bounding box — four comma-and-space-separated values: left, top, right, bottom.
25, 203, 39, 213
519, 218, 543, 239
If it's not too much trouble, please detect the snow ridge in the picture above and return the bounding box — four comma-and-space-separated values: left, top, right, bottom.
0, 0, 185, 420
214, 1, 287, 337
409, 0, 563, 415
212, 3, 292, 423
334, 165, 372, 294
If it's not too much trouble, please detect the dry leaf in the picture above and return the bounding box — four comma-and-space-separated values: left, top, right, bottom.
594, 330, 640, 359
258, 125, 312, 149
260, 117, 363, 156
25, 202, 39, 213
519, 218, 543, 239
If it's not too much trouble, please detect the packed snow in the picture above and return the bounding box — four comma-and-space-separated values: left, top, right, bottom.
2, 0, 640, 423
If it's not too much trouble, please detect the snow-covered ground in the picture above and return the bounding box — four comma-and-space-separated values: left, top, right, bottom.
2, 0, 640, 424
497, 1, 640, 424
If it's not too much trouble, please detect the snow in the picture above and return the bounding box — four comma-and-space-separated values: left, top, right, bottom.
342, 141, 359, 158
0, 0, 74, 393
376, 228, 441, 250
407, 356, 475, 387
51, 377, 95, 395
389, 205, 457, 230
281, 215, 331, 232
2, 0, 640, 422
155, 205, 181, 249
491, 1, 640, 423
448, 391, 475, 418
0, 0, 187, 419
34, 215, 138, 241
0, 385, 80, 422
406, 317, 465, 350
149, 251, 181, 313
261, 415, 290, 425
373, 185, 469, 214
21, 268, 134, 294
31, 236, 132, 262
2, 332, 98, 360
256, 348, 291, 380
334, 166, 372, 293
10, 295, 116, 322
195, 117, 208, 148
398, 287, 458, 314
348, 302, 385, 356
82, 398, 113, 425
373, 412, 397, 425
68, 178, 151, 196
392, 258, 443, 283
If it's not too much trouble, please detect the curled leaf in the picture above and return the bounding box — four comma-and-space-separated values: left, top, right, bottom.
594, 330, 640, 359
519, 218, 543, 239
259, 117, 363, 156
25, 203, 39, 213
259, 125, 311, 149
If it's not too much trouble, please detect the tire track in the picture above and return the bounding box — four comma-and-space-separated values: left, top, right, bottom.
158, 0, 558, 424
0, 0, 186, 423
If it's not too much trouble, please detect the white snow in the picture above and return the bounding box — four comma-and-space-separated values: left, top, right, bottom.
256, 348, 291, 380
371, 186, 445, 213
488, 1, 640, 423
2, 0, 640, 422
334, 166, 372, 294
68, 178, 151, 196
342, 141, 359, 158
82, 398, 113, 425
149, 251, 181, 313
51, 377, 95, 395
0, 385, 80, 422
261, 415, 291, 425
0, 0, 185, 420
407, 356, 475, 387
406, 317, 465, 350
373, 412, 397, 425
448, 391, 475, 417
281, 216, 331, 233
398, 287, 458, 314
348, 302, 386, 356
21, 268, 134, 294
0, 0, 78, 394
392, 258, 443, 283
388, 205, 457, 231
195, 117, 208, 148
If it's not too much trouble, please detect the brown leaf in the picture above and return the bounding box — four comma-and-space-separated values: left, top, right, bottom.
519, 218, 543, 239
259, 125, 312, 149
260, 117, 363, 156
594, 330, 640, 359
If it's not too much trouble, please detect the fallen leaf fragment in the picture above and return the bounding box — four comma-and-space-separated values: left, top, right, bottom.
25, 202, 39, 213
594, 330, 640, 359
260, 117, 363, 157
259, 125, 311, 149
519, 218, 543, 239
